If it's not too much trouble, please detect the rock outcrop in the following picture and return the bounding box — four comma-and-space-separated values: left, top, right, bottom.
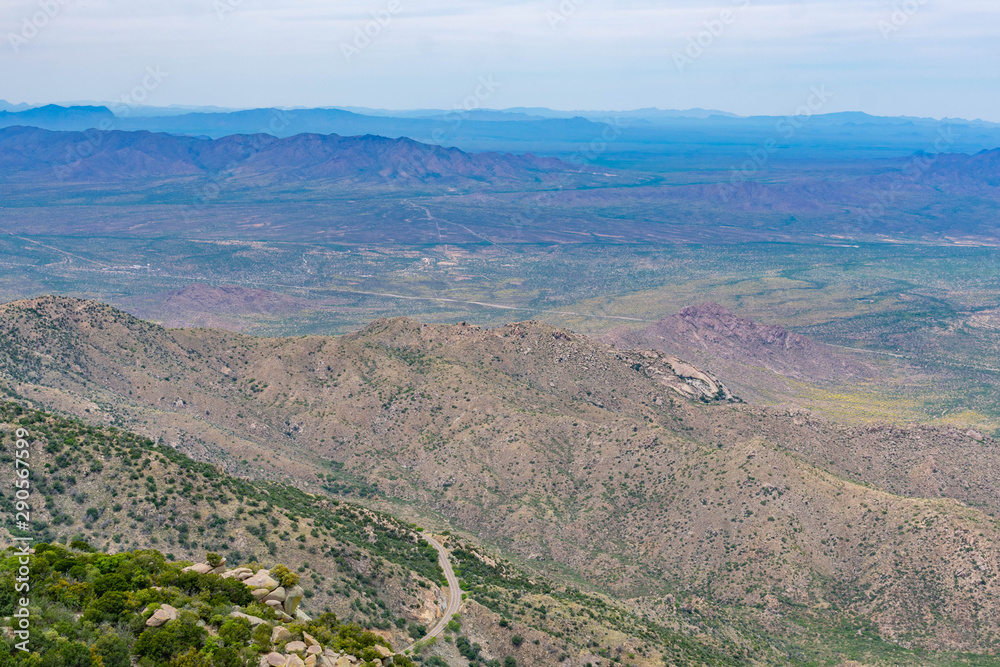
179, 562, 402, 666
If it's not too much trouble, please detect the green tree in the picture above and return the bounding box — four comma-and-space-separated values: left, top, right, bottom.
219, 617, 252, 646
94, 634, 131, 667
40, 642, 91, 667
84, 590, 130, 623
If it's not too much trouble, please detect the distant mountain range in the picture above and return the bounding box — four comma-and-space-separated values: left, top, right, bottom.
0, 125, 586, 187
3, 104, 1000, 170
0, 99, 33, 113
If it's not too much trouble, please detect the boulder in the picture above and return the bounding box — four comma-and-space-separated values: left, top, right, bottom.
304, 656, 317, 667
252, 588, 271, 601
272, 625, 292, 644
294, 609, 311, 622
244, 570, 280, 591
264, 586, 287, 603
286, 640, 307, 653
303, 632, 320, 647
373, 645, 393, 659
306, 645, 322, 655
189, 563, 213, 574
230, 611, 266, 626
283, 585, 305, 615
265, 599, 284, 610
277, 610, 295, 623
334, 658, 353, 667
145, 604, 177, 627
265, 653, 286, 667
222, 567, 253, 581
287, 657, 306, 667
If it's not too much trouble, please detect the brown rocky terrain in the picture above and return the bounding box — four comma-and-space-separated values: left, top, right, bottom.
2, 297, 1000, 656
121, 283, 315, 331
0, 403, 800, 666
604, 303, 883, 405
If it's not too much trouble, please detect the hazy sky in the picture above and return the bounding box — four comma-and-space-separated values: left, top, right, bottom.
1, 0, 997, 120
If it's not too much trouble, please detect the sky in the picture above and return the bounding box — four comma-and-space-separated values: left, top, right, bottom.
1, 0, 998, 121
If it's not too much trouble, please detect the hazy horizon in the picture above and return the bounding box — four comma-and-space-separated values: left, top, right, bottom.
3, 101, 999, 126
3, 0, 998, 122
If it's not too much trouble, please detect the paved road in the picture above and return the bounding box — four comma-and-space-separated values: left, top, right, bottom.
404, 534, 462, 652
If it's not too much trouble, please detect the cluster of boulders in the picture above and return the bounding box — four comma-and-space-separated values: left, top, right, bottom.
171, 560, 401, 667
259, 628, 395, 667
182, 559, 307, 622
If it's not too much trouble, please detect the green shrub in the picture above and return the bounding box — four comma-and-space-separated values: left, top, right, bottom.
94, 633, 131, 667
251, 622, 273, 652
270, 563, 300, 588
407, 623, 427, 640
94, 572, 130, 596
219, 617, 252, 646
85, 590, 131, 623
39, 642, 92, 667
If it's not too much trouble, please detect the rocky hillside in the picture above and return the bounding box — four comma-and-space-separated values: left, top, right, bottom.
3, 298, 1000, 659
1, 402, 809, 667
604, 303, 882, 405
1, 539, 413, 666
0, 402, 446, 652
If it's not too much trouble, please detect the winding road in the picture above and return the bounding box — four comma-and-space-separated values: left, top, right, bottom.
404, 534, 462, 652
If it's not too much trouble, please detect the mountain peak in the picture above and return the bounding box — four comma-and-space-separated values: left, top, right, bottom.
0, 126, 585, 187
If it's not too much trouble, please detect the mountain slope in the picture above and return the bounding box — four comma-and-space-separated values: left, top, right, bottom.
121, 284, 315, 331
0, 401, 445, 651
1, 402, 842, 666
604, 303, 884, 405
2, 297, 1000, 655
0, 126, 585, 187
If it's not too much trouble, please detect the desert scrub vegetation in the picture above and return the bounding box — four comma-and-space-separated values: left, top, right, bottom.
0, 402, 443, 640
0, 543, 414, 666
